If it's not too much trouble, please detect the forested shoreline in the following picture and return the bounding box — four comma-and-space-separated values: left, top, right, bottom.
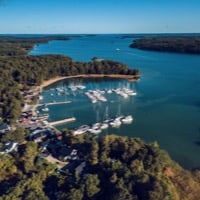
0, 36, 139, 124
130, 36, 200, 54
1, 133, 200, 200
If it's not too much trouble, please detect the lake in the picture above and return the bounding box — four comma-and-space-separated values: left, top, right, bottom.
30, 34, 200, 169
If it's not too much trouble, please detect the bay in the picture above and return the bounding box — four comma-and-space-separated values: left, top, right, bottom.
30, 34, 200, 169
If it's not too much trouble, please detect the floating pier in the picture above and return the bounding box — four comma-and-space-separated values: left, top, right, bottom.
49, 117, 76, 126
38, 101, 71, 107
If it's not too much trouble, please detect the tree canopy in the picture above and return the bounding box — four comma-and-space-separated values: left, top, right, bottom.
130, 36, 200, 54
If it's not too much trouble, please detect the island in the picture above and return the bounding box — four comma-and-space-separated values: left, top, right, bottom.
130, 36, 200, 54
0, 36, 200, 200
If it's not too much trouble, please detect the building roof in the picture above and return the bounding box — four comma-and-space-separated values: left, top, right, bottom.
0, 140, 18, 153
0, 123, 10, 133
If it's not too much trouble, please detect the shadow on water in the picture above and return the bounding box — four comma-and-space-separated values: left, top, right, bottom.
194, 128, 200, 146
194, 141, 200, 146
194, 101, 200, 108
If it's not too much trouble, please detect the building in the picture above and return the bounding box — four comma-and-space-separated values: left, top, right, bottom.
0, 141, 18, 154
0, 123, 10, 134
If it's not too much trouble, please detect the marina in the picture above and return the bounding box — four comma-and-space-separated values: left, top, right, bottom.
30, 34, 200, 169
22, 77, 138, 141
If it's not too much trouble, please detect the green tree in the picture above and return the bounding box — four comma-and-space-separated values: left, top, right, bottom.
1, 127, 25, 143
22, 142, 38, 173
88, 139, 99, 165
0, 154, 17, 181
84, 174, 100, 198
66, 188, 83, 200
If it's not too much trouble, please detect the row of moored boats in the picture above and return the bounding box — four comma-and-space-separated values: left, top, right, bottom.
73, 115, 133, 135
85, 90, 107, 104
85, 87, 137, 103
44, 85, 137, 102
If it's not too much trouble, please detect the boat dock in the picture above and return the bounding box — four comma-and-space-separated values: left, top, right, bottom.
49, 117, 76, 126
37, 101, 71, 107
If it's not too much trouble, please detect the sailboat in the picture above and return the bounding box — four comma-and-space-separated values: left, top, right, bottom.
122, 115, 133, 124
109, 118, 121, 128
88, 109, 102, 134
109, 104, 122, 128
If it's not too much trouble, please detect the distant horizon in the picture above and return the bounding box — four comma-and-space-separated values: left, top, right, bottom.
0, 32, 200, 35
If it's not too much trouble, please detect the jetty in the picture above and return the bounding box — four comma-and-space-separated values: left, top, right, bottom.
49, 117, 76, 126
37, 101, 71, 107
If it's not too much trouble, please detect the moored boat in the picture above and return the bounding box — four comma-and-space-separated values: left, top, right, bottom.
41, 107, 49, 112
88, 127, 101, 134
100, 122, 109, 130
122, 115, 133, 124
74, 125, 90, 135
110, 118, 121, 128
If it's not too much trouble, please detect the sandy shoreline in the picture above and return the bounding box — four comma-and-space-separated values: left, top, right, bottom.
24, 73, 139, 123
40, 74, 140, 89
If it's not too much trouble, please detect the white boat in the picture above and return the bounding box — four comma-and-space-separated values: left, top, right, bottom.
88, 127, 101, 134
98, 96, 107, 102
92, 123, 101, 129
110, 119, 121, 128
100, 123, 109, 130
41, 107, 49, 112
107, 89, 112, 94
115, 115, 124, 121
127, 91, 137, 96
103, 119, 113, 124
68, 85, 77, 91
69, 84, 86, 91
91, 98, 98, 104
74, 125, 90, 135
116, 48, 120, 51
122, 115, 133, 124
119, 92, 129, 98
76, 85, 86, 90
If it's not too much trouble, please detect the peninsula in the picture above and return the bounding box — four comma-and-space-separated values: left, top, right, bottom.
130, 36, 200, 54
0, 36, 140, 124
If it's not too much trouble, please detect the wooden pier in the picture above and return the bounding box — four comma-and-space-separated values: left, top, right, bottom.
38, 101, 71, 107
49, 117, 76, 126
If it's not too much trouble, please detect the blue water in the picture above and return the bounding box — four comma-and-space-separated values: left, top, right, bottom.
30, 34, 200, 169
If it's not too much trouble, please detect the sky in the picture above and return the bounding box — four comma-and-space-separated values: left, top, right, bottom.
0, 0, 200, 34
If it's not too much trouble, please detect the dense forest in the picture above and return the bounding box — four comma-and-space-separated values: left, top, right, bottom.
0, 35, 71, 56
1, 133, 200, 200
0, 36, 140, 124
130, 36, 200, 54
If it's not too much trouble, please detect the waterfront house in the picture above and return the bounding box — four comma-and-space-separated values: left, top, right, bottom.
59, 147, 78, 161
0, 141, 18, 154
29, 129, 52, 143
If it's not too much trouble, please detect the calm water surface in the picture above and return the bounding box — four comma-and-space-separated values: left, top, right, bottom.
30, 35, 200, 169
